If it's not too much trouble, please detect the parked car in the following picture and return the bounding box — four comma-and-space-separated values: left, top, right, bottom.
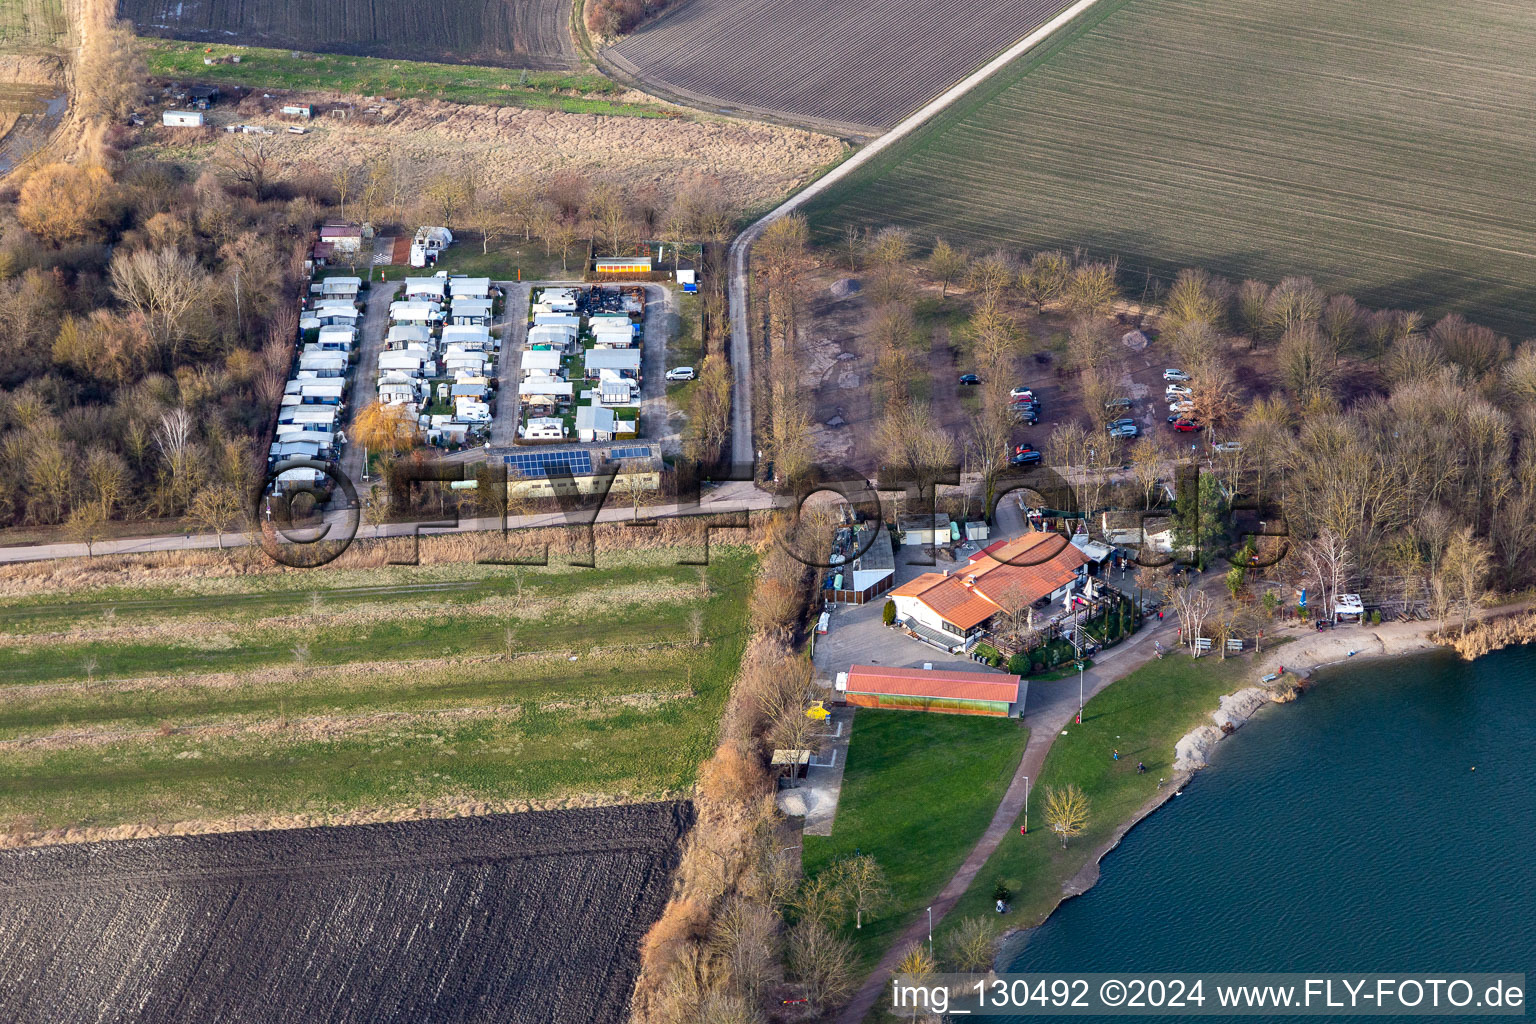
1010, 448, 1042, 466
959, 373, 981, 386
1010, 386, 1035, 400
1168, 400, 1195, 414
1212, 441, 1242, 453
1011, 397, 1041, 412
665, 366, 696, 381
1163, 368, 1191, 382
1014, 407, 1039, 425
1104, 397, 1132, 410
1108, 423, 1139, 439
1107, 417, 1136, 432
1165, 384, 1193, 398
1169, 418, 1201, 432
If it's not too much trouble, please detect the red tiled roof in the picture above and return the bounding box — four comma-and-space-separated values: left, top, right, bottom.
893, 532, 1089, 630
845, 664, 1019, 704
967, 539, 1008, 564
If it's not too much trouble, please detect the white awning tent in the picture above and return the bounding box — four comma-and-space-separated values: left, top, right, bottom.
378, 351, 432, 375
450, 298, 494, 324
533, 313, 580, 329
599, 379, 634, 405
298, 352, 346, 375
320, 276, 362, 297
519, 376, 574, 398
449, 277, 491, 298
386, 325, 431, 346
403, 277, 447, 301
521, 349, 562, 376
583, 348, 641, 376
270, 439, 327, 460
528, 325, 577, 351
377, 383, 420, 405
279, 406, 338, 426
441, 324, 492, 350
389, 301, 443, 323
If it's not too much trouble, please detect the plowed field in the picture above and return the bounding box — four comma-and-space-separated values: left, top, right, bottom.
804, 0, 1536, 333
0, 804, 691, 1024
606, 0, 1074, 134
120, 0, 578, 70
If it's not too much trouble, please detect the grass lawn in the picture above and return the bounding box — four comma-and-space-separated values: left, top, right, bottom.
935, 645, 1286, 949
0, 547, 755, 832
141, 41, 674, 118
373, 233, 569, 283
802, 710, 1029, 967
804, 0, 1536, 335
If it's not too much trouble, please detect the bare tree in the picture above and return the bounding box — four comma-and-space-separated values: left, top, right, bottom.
927, 237, 967, 299
217, 136, 290, 200
832, 854, 890, 930
786, 920, 856, 1010
1440, 526, 1492, 636
1045, 784, 1090, 847
188, 483, 247, 549
944, 917, 997, 973
1297, 528, 1353, 625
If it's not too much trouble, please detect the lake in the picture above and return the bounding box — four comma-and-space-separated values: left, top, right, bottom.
1002, 644, 1536, 992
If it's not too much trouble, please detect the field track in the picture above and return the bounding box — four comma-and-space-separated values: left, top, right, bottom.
119, 0, 578, 70
0, 804, 691, 1023
802, 0, 1536, 333
607, 0, 1075, 134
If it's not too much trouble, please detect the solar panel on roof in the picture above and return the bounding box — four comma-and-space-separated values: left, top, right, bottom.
609, 446, 652, 460
503, 450, 594, 476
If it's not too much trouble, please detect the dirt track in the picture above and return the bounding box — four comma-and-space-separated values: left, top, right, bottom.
0, 803, 692, 1024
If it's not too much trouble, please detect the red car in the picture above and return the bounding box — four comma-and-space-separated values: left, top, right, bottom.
1169, 419, 1201, 432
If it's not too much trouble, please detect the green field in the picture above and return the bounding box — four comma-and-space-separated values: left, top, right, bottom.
805, 0, 1536, 334
0, 0, 67, 52
802, 710, 1028, 966
936, 647, 1284, 945
0, 547, 754, 832
141, 41, 673, 118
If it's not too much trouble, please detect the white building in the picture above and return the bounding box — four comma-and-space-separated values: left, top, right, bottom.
521, 417, 566, 440
388, 301, 443, 325
576, 405, 618, 442
409, 227, 452, 268
162, 110, 204, 127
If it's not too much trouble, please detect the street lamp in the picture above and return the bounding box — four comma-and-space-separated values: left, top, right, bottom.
1023, 776, 1030, 834
927, 906, 933, 955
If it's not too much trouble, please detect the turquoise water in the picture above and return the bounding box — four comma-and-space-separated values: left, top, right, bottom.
1003, 645, 1536, 986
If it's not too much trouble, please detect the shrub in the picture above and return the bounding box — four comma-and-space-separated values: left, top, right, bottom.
1008, 653, 1029, 676
1370, 610, 1381, 625
974, 642, 999, 662
992, 882, 1011, 904
882, 599, 896, 626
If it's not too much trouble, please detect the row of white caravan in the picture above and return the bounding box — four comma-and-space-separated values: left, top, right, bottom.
377, 279, 500, 439
517, 286, 644, 442
272, 278, 366, 487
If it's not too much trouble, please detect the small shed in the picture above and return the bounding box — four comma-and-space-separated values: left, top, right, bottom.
898, 513, 953, 547
282, 103, 313, 119
162, 110, 204, 127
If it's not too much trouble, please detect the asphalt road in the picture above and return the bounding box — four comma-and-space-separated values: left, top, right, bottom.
338, 279, 398, 488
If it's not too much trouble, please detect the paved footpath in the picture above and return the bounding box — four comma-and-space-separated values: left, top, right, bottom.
835, 614, 1181, 1024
